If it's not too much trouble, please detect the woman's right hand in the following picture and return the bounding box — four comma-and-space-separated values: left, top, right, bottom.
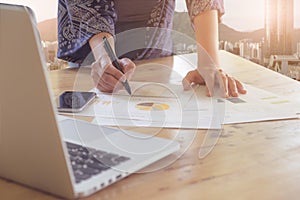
91, 56, 136, 93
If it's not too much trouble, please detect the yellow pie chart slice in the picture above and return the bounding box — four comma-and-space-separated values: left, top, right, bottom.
135, 102, 170, 111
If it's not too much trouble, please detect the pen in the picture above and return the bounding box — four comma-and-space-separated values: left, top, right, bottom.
102, 36, 132, 95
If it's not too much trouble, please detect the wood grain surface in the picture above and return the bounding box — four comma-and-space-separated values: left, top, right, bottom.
1, 51, 300, 200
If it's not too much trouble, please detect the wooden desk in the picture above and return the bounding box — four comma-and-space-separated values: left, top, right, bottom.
1, 51, 300, 200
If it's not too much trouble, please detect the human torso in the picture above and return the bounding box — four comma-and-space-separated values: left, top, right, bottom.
114, 0, 176, 59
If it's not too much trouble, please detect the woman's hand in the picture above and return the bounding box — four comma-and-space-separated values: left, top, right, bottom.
182, 68, 247, 98
89, 33, 135, 93
91, 56, 136, 93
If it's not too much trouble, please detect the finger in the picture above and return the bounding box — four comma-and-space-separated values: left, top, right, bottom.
103, 64, 125, 81
182, 70, 200, 90
97, 74, 123, 93
92, 60, 114, 85
98, 81, 123, 93
97, 75, 115, 93
227, 76, 238, 97
213, 69, 228, 98
91, 58, 125, 93
94, 71, 121, 93
182, 72, 193, 90
236, 80, 247, 94
96, 82, 113, 93
119, 58, 136, 73
199, 68, 216, 97
220, 70, 229, 98
205, 87, 211, 97
119, 58, 136, 80
102, 72, 119, 88
91, 64, 117, 89
96, 77, 113, 92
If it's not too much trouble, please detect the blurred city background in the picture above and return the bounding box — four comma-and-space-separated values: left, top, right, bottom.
173, 0, 300, 80
2, 0, 300, 80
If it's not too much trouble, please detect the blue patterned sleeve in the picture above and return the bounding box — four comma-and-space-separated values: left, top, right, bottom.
57, 0, 117, 64
185, 0, 225, 22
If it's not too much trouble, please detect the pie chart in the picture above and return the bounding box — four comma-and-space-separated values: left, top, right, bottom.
135, 102, 170, 111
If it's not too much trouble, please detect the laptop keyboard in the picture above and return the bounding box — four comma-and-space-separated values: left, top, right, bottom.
65, 142, 130, 184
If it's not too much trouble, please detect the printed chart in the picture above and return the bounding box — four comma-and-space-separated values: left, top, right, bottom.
135, 102, 170, 111
62, 82, 300, 129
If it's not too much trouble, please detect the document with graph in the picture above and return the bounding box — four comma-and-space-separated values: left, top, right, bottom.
62, 82, 300, 129
185, 84, 300, 125
75, 82, 204, 128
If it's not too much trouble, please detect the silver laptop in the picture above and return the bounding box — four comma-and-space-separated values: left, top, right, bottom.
0, 4, 180, 199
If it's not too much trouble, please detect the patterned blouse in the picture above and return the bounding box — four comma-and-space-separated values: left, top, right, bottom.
57, 0, 224, 65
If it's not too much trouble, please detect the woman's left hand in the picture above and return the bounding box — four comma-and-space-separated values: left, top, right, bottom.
182, 68, 247, 98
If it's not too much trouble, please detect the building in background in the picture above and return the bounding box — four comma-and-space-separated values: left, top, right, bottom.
265, 0, 294, 57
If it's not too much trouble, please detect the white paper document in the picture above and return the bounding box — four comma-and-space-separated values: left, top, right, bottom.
60, 82, 300, 129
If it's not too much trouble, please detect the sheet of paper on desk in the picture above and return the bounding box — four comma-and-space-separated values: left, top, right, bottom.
184, 83, 300, 125
65, 82, 300, 129
77, 82, 204, 128
222, 85, 300, 124
67, 82, 215, 128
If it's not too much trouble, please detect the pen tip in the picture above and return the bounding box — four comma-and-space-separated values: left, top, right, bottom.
123, 81, 132, 95
128, 88, 132, 96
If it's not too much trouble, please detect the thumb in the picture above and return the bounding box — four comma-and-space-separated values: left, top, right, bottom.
182, 71, 195, 90
119, 58, 136, 79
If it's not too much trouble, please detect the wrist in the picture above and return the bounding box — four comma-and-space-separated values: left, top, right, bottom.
89, 32, 114, 61
92, 54, 111, 69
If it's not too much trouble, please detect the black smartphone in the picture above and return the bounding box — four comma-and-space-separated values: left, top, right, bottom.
57, 91, 97, 113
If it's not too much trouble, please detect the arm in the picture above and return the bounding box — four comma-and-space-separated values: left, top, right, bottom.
57, 0, 116, 64
183, 1, 246, 97
194, 10, 220, 67
57, 0, 135, 93
89, 33, 136, 93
